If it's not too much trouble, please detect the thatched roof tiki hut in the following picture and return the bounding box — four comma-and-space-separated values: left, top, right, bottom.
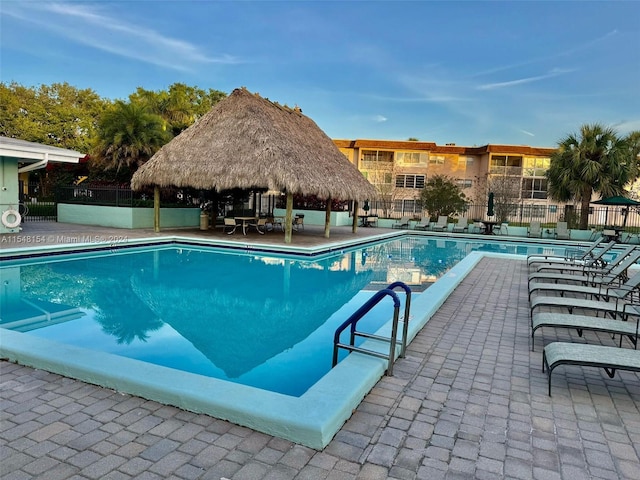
131, 87, 377, 243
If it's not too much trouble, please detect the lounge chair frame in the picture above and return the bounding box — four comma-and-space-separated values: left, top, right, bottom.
530, 241, 623, 274
527, 238, 608, 270
531, 311, 639, 351
542, 342, 640, 396
527, 246, 640, 288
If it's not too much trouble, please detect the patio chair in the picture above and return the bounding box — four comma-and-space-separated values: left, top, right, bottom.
365, 215, 378, 227
554, 221, 571, 240
392, 216, 411, 229
271, 215, 284, 231
527, 221, 542, 238
431, 216, 449, 232
413, 217, 430, 231
293, 214, 304, 231
452, 217, 469, 233
223, 217, 238, 235
493, 222, 508, 235
249, 217, 268, 234
472, 221, 486, 234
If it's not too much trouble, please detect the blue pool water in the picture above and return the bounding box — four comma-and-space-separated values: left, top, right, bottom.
0, 237, 566, 397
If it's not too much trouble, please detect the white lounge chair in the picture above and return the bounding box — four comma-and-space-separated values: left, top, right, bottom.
392, 216, 411, 229
452, 217, 469, 233
493, 222, 508, 235
527, 221, 542, 238
555, 221, 571, 240
413, 217, 430, 230
431, 216, 448, 232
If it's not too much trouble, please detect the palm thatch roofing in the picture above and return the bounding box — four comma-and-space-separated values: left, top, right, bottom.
131, 87, 377, 201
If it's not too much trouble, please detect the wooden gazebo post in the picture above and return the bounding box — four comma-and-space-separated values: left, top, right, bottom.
352, 200, 359, 233
324, 198, 331, 239
154, 186, 160, 233
284, 192, 293, 244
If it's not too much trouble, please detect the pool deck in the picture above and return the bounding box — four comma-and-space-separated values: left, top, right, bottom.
2, 223, 640, 479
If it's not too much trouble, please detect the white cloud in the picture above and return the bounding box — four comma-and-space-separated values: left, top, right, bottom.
477, 69, 574, 91
2, 2, 240, 71
373, 115, 387, 123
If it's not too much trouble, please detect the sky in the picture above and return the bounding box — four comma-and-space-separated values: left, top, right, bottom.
1, 1, 639, 148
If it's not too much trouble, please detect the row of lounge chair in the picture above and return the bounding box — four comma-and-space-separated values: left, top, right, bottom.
526, 221, 571, 239
396, 216, 502, 234
525, 239, 640, 395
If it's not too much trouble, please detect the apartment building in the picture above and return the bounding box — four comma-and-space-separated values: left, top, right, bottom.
334, 139, 556, 217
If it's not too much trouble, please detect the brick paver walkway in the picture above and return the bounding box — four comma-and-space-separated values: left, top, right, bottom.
2, 228, 640, 479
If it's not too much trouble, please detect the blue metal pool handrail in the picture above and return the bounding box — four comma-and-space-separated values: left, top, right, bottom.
332, 281, 411, 376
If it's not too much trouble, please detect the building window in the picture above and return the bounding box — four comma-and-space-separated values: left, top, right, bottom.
523, 157, 550, 177
364, 171, 392, 186
429, 155, 445, 165
522, 178, 548, 199
396, 174, 426, 189
456, 178, 473, 189
458, 157, 474, 168
362, 150, 393, 163
490, 155, 522, 176
397, 152, 428, 165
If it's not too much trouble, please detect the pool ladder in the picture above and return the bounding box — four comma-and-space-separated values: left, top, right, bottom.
332, 281, 411, 376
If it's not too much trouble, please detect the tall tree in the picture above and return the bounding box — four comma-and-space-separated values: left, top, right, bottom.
129, 83, 226, 136
92, 101, 169, 177
420, 175, 467, 220
488, 176, 521, 223
0, 81, 107, 152
546, 123, 636, 229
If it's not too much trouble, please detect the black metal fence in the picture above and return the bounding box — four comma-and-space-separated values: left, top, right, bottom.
55, 185, 137, 207
20, 183, 640, 232
20, 202, 56, 222
365, 201, 640, 231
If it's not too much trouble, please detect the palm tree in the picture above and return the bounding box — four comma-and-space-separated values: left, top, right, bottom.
93, 101, 169, 175
546, 123, 635, 229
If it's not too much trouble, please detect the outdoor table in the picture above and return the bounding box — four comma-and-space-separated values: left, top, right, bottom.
481, 220, 499, 235
603, 226, 624, 242
234, 217, 257, 235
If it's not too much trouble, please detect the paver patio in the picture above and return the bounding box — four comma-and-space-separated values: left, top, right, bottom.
1, 223, 639, 479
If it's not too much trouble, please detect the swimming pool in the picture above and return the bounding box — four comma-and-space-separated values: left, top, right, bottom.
1, 234, 569, 447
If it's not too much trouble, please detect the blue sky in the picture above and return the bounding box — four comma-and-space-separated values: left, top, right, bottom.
2, 1, 639, 148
